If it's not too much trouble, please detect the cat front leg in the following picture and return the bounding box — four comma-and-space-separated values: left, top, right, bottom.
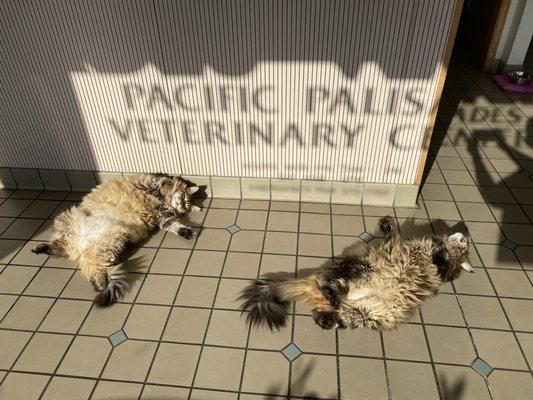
159, 217, 194, 239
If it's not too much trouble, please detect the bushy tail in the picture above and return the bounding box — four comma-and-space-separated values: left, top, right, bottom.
93, 264, 132, 307
239, 277, 322, 330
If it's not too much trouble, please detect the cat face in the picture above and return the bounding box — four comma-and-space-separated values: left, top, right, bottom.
441, 232, 470, 281
170, 185, 200, 214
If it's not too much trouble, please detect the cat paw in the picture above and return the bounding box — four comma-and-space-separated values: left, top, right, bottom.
178, 227, 194, 240
312, 310, 338, 330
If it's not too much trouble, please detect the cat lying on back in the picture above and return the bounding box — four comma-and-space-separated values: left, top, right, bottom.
240, 216, 471, 330
33, 174, 201, 307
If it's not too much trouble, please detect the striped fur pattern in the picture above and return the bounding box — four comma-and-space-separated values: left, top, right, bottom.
240, 216, 470, 330
32, 174, 200, 307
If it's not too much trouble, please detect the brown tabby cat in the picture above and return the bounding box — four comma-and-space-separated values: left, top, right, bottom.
240, 216, 471, 330
32, 174, 200, 307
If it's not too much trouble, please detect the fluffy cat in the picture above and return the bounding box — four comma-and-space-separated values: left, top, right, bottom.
240, 216, 471, 330
32, 173, 201, 307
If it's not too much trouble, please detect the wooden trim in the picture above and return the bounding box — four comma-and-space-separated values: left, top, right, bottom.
483, 0, 512, 72
414, 0, 465, 185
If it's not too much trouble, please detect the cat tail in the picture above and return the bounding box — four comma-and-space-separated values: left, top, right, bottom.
239, 276, 323, 330
93, 263, 132, 308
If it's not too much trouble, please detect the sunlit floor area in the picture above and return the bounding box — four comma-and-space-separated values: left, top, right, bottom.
1, 55, 532, 399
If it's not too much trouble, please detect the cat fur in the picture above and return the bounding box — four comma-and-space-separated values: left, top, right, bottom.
32, 173, 200, 307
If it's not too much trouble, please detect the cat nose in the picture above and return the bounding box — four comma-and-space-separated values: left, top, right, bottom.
449, 232, 464, 242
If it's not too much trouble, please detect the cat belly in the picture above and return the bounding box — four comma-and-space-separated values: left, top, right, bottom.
77, 214, 120, 250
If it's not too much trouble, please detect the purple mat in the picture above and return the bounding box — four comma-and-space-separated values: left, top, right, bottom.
494, 75, 533, 93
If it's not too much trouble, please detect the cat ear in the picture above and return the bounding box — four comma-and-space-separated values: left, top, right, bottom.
188, 186, 200, 195
190, 205, 202, 212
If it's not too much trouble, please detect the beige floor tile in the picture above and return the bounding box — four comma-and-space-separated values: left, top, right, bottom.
0, 293, 17, 319
45, 254, 78, 269
195, 228, 230, 251
194, 347, 245, 391
270, 201, 299, 212
205, 309, 249, 347
481, 186, 516, 204
148, 342, 200, 386
11, 241, 48, 266
80, 303, 131, 336
190, 389, 238, 400
230, 230, 264, 252
215, 278, 250, 310
24, 267, 73, 296
333, 235, 360, 257
516, 333, 533, 368
241, 350, 289, 395
163, 307, 210, 344
39, 299, 92, 333
0, 218, 43, 240
103, 340, 157, 382
338, 328, 382, 357
150, 248, 190, 274
301, 203, 330, 213
421, 183, 453, 201
340, 357, 388, 400
136, 274, 181, 304
57, 336, 112, 377
426, 326, 476, 364
203, 208, 237, 228
186, 250, 226, 276
0, 372, 49, 400
449, 185, 486, 202
397, 218, 433, 238
488, 370, 533, 400
454, 269, 496, 295
425, 200, 462, 220
0, 199, 32, 217
267, 211, 299, 232
41, 377, 96, 400
388, 360, 440, 400
20, 200, 60, 219
459, 295, 510, 329
291, 354, 338, 398
0, 239, 25, 263
236, 210, 268, 230
91, 381, 142, 400
298, 233, 332, 257
122, 247, 157, 273
436, 365, 491, 400
0, 330, 32, 369
511, 187, 533, 205
501, 299, 533, 331
248, 315, 292, 351
515, 246, 533, 270
0, 296, 54, 330
331, 215, 365, 236
259, 254, 296, 276
210, 199, 239, 209
384, 324, 431, 361
502, 223, 533, 245
467, 222, 504, 244
489, 204, 528, 223
488, 269, 533, 298
240, 200, 269, 210
141, 385, 189, 400
160, 227, 200, 249
471, 329, 527, 370
457, 202, 495, 221
293, 315, 336, 353
421, 293, 465, 326
31, 220, 54, 241
0, 265, 38, 294
223, 252, 260, 279
331, 204, 362, 215
124, 304, 170, 340
14, 332, 72, 373
299, 213, 331, 234
175, 276, 218, 307
0, 217, 14, 234
49, 201, 79, 219
263, 232, 297, 254
475, 244, 521, 269
442, 170, 476, 185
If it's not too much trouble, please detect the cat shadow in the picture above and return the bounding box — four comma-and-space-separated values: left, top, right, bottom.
439, 373, 467, 400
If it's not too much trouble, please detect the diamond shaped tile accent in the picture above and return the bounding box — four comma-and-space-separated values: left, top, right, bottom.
226, 224, 241, 234
359, 232, 374, 242
501, 239, 518, 250
108, 330, 127, 347
281, 343, 302, 362
471, 357, 493, 377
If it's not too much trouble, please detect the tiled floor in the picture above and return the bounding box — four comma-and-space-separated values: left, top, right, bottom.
1, 59, 533, 399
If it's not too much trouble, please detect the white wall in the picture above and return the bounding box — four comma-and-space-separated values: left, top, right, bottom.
496, 0, 533, 66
